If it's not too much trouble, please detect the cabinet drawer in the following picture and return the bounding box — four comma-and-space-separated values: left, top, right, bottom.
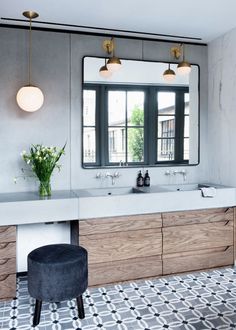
0, 274, 16, 300
80, 213, 162, 235
0, 226, 16, 243
163, 208, 233, 227
0, 258, 15, 276
80, 228, 162, 263
88, 256, 162, 286
163, 221, 233, 254
0, 242, 16, 259
163, 246, 234, 275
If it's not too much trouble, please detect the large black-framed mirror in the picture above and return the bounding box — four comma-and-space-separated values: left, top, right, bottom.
82, 56, 199, 168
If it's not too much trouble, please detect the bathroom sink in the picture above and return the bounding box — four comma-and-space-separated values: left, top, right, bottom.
136, 183, 214, 193
76, 184, 213, 197
76, 186, 143, 197
159, 183, 201, 192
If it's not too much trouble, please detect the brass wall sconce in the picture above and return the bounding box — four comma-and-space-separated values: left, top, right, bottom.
16, 11, 44, 112
163, 43, 191, 81
99, 37, 122, 77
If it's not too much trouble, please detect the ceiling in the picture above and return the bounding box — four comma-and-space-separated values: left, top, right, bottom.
1, 0, 236, 43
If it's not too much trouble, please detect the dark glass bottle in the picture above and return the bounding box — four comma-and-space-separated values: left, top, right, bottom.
144, 170, 150, 187
136, 170, 144, 187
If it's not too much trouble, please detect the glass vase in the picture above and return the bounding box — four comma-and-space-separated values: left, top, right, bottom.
39, 180, 51, 197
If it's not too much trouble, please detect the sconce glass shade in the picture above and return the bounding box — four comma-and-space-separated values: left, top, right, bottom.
16, 86, 44, 112
107, 57, 122, 73
177, 61, 191, 75
99, 64, 112, 78
163, 67, 176, 82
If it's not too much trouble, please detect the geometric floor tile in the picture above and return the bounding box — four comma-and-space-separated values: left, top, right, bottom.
1, 267, 236, 329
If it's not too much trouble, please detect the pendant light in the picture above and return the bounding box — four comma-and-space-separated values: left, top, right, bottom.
105, 37, 122, 73
16, 11, 44, 112
177, 44, 191, 75
163, 63, 176, 82
99, 58, 113, 78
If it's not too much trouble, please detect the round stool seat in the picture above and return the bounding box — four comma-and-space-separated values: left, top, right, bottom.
28, 244, 88, 302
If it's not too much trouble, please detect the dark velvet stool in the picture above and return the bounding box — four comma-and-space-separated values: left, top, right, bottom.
27, 243, 88, 326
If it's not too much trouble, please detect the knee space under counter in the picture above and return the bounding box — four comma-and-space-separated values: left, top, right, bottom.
16, 222, 71, 272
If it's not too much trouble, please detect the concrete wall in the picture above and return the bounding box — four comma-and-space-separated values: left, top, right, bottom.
208, 27, 236, 186
0, 28, 208, 194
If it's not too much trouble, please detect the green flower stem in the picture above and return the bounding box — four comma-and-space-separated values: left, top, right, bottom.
39, 180, 51, 197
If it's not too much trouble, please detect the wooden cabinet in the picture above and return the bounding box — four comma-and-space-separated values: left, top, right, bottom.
78, 207, 235, 286
162, 208, 234, 274
79, 214, 163, 286
0, 226, 16, 300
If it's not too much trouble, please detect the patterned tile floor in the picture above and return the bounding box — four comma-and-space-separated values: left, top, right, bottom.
1, 267, 236, 330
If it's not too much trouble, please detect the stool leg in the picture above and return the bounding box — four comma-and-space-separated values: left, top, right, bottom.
33, 299, 42, 326
76, 295, 85, 319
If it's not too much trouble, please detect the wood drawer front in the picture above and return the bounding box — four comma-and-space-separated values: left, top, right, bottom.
0, 258, 15, 276
80, 228, 162, 264
0, 274, 16, 300
88, 256, 162, 286
163, 208, 233, 227
163, 221, 233, 254
163, 246, 234, 275
80, 213, 162, 235
0, 242, 16, 259
0, 226, 16, 243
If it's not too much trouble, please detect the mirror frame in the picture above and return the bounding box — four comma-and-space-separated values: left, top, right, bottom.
82, 56, 200, 169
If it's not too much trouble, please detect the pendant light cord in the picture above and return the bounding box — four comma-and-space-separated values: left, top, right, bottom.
28, 17, 32, 85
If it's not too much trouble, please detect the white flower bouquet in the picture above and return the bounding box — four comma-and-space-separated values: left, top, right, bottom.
21, 144, 66, 196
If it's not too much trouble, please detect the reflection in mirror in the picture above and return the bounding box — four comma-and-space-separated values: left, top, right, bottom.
82, 57, 199, 168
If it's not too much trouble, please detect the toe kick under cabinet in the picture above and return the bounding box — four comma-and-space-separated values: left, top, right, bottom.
77, 207, 235, 286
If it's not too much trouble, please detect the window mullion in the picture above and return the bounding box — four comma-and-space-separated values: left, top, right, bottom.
175, 91, 185, 162
101, 85, 108, 166
125, 91, 128, 164
147, 87, 156, 165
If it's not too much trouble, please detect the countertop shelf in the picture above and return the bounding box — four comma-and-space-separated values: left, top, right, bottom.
0, 185, 235, 226
0, 190, 77, 203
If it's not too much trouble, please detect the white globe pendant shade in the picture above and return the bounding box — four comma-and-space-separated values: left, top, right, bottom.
163, 68, 176, 82
177, 61, 191, 75
99, 64, 113, 78
107, 57, 122, 73
16, 86, 44, 112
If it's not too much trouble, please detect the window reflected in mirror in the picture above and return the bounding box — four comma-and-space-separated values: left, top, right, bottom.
82, 57, 199, 168
83, 90, 96, 163
107, 90, 145, 163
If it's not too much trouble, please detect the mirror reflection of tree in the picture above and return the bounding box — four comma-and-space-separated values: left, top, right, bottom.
128, 106, 144, 162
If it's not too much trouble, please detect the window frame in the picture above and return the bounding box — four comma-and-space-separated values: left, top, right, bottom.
82, 83, 190, 167
155, 86, 189, 165
105, 85, 146, 166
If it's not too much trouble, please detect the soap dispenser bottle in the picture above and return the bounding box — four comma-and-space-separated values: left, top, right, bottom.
136, 170, 144, 187
144, 170, 150, 187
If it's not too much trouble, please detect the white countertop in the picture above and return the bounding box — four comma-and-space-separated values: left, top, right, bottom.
0, 190, 77, 203
0, 184, 235, 226
76, 185, 236, 218
0, 190, 79, 226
